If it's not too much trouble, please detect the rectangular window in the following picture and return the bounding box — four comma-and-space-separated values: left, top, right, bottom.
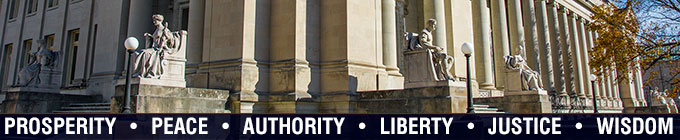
21, 39, 32, 68
8, 0, 19, 19
45, 34, 55, 48
65, 30, 79, 85
48, 0, 58, 8
2, 44, 13, 89
181, 8, 189, 30
27, 0, 38, 14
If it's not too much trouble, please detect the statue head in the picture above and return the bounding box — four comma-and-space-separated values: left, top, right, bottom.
38, 39, 48, 49
426, 19, 437, 31
152, 14, 164, 27
36, 39, 53, 66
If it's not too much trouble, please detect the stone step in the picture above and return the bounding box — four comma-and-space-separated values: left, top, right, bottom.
53, 110, 110, 113
68, 103, 110, 107
61, 106, 110, 111
473, 107, 499, 111
472, 104, 504, 113
474, 110, 505, 113
473, 104, 490, 108
52, 102, 111, 113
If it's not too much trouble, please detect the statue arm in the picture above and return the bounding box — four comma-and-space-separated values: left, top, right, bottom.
418, 31, 444, 51
419, 34, 434, 48
419, 35, 442, 51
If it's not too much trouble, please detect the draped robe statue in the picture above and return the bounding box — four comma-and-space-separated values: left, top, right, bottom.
134, 14, 182, 78
17, 40, 55, 87
504, 49, 543, 91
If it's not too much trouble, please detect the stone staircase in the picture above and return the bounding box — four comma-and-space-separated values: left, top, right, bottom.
472, 104, 505, 113
52, 103, 111, 113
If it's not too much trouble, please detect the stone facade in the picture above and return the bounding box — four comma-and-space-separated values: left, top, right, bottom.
0, 0, 654, 113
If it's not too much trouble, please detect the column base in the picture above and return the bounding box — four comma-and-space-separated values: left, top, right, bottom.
550, 94, 571, 113
254, 92, 319, 113
479, 83, 496, 90
379, 74, 404, 90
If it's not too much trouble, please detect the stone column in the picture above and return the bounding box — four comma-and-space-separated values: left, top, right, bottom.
187, 0, 205, 88
188, 0, 205, 65
586, 30, 603, 101
535, 0, 554, 93
611, 69, 621, 107
491, 0, 510, 90
269, 0, 313, 112
472, 0, 495, 90
507, 0, 525, 56
577, 18, 593, 99
433, 0, 447, 51
201, 0, 266, 112
568, 13, 586, 98
592, 77, 601, 108
605, 69, 614, 106
522, 0, 541, 70
619, 72, 638, 113
547, 1, 566, 95
633, 63, 646, 106
558, 8, 575, 96
599, 75, 607, 106
382, 0, 401, 76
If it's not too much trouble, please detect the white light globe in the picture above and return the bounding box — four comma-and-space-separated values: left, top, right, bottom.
590, 74, 597, 81
124, 37, 139, 50
461, 42, 473, 55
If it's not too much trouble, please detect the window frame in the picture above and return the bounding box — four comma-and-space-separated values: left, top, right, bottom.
47, 0, 58, 8
26, 0, 38, 15
20, 39, 32, 68
8, 0, 20, 20
63, 29, 81, 87
1, 44, 13, 89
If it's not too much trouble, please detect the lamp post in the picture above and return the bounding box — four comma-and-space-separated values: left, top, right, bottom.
590, 74, 598, 113
461, 42, 474, 113
123, 37, 139, 113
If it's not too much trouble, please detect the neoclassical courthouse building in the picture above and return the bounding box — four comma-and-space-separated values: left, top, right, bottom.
0, 0, 657, 113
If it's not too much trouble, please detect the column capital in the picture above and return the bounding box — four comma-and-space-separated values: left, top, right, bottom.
548, 0, 559, 6
577, 16, 586, 23
567, 11, 577, 17
558, 6, 568, 13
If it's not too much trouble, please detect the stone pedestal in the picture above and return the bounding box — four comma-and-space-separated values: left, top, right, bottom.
111, 83, 229, 113
404, 49, 472, 91
634, 105, 677, 113
404, 49, 439, 88
504, 70, 524, 92
1, 87, 100, 113
355, 85, 468, 113
503, 70, 552, 113
503, 90, 552, 113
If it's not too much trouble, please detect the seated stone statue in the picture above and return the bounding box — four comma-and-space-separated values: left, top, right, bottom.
405, 19, 454, 81
504, 49, 543, 91
134, 14, 183, 79
17, 40, 56, 87
651, 90, 668, 106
